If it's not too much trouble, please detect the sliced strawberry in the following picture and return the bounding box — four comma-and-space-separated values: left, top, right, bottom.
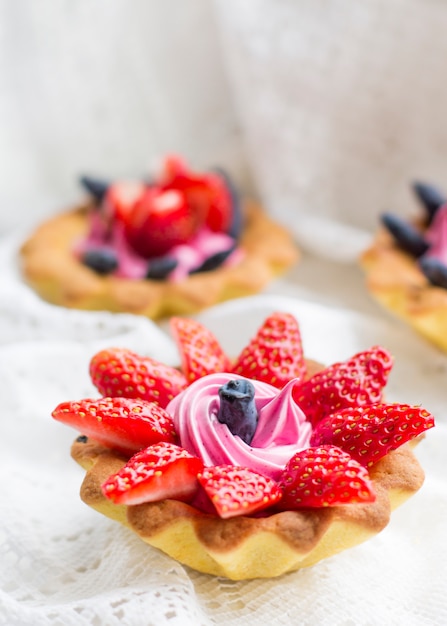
89, 348, 187, 409
101, 441, 204, 505
159, 153, 190, 182
52, 397, 177, 455
310, 403, 435, 468
160, 155, 233, 233
200, 171, 233, 233
105, 181, 146, 224
278, 445, 376, 509
197, 465, 282, 519
170, 317, 232, 383
124, 186, 201, 258
293, 346, 393, 427
231, 312, 307, 388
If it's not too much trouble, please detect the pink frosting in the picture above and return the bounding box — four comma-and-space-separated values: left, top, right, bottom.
166, 227, 243, 281
425, 204, 447, 264
167, 373, 312, 480
74, 212, 241, 281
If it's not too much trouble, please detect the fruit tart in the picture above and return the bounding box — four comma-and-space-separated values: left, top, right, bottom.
52, 312, 434, 580
19, 156, 298, 319
360, 181, 447, 352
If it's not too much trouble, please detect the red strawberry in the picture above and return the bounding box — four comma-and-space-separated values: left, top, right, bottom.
170, 316, 232, 383
231, 312, 307, 388
197, 465, 282, 519
101, 441, 204, 505
89, 348, 187, 409
160, 154, 189, 181
278, 445, 376, 509
105, 181, 146, 224
292, 346, 393, 427
125, 186, 201, 258
200, 171, 233, 233
310, 403, 435, 468
52, 397, 177, 455
160, 154, 233, 233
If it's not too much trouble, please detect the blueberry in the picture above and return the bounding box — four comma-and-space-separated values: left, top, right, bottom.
146, 256, 178, 280
76, 435, 88, 443
213, 167, 244, 240
381, 212, 429, 257
412, 182, 446, 223
79, 175, 110, 203
217, 379, 258, 445
82, 248, 118, 274
419, 257, 447, 289
189, 244, 236, 274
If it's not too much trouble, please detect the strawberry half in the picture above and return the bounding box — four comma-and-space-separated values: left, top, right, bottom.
231, 312, 307, 388
310, 403, 435, 468
102, 441, 204, 505
105, 181, 146, 225
160, 154, 189, 181
197, 465, 282, 519
200, 171, 233, 233
124, 186, 201, 258
89, 348, 187, 409
52, 397, 177, 455
160, 154, 233, 233
170, 316, 232, 383
278, 445, 376, 509
293, 346, 393, 427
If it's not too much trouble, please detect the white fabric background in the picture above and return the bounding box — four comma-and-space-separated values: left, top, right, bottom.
1, 234, 447, 626
0, 0, 248, 235
4, 1, 447, 257
215, 0, 447, 253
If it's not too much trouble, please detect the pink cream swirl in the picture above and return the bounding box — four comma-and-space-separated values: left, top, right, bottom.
425, 204, 447, 264
167, 373, 312, 480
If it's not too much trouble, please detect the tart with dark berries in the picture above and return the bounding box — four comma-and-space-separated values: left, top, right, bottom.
52, 313, 434, 580
19, 156, 298, 319
361, 182, 447, 352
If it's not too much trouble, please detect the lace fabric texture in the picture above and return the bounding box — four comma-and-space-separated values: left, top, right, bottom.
1, 232, 446, 626
215, 0, 447, 249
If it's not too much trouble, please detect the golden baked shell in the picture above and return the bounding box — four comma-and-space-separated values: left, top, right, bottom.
20, 201, 299, 319
71, 436, 424, 580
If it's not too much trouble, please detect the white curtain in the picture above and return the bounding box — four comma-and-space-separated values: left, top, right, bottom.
2, 0, 447, 253
0, 0, 248, 234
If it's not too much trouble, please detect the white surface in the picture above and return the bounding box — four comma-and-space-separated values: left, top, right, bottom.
1, 234, 446, 625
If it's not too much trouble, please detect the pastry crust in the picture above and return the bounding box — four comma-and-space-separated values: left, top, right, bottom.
71, 436, 424, 580
19, 200, 299, 319
360, 226, 447, 352
68, 355, 425, 580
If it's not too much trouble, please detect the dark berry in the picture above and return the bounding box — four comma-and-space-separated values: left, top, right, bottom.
189, 244, 236, 275
419, 257, 447, 289
146, 256, 178, 280
217, 379, 258, 445
76, 435, 88, 443
213, 168, 244, 239
381, 212, 429, 257
82, 248, 118, 275
412, 182, 446, 223
80, 176, 110, 203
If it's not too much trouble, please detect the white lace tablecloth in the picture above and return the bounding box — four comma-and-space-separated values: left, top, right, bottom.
1, 232, 446, 626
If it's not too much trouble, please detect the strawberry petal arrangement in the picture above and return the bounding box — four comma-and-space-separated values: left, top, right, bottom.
53, 312, 435, 579
361, 181, 447, 352
19, 155, 298, 319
